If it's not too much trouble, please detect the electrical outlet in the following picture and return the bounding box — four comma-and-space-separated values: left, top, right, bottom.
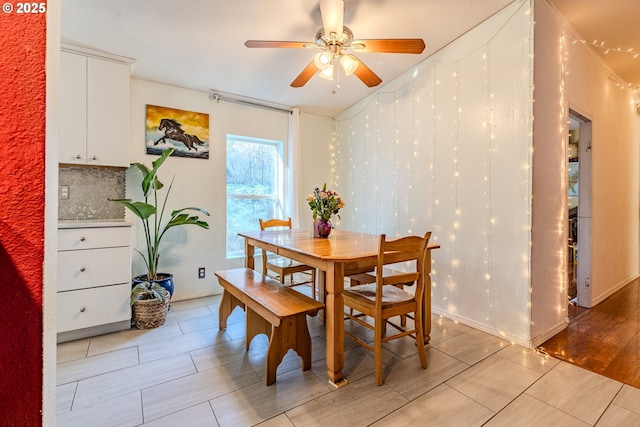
198, 267, 205, 279
59, 185, 69, 200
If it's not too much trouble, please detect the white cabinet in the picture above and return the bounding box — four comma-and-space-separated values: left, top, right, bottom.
57, 226, 132, 339
60, 50, 131, 167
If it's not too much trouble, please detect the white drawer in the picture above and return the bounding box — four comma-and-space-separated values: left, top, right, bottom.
58, 246, 131, 291
57, 284, 131, 333
58, 227, 130, 251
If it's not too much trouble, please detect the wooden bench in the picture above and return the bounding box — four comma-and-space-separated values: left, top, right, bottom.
215, 268, 324, 385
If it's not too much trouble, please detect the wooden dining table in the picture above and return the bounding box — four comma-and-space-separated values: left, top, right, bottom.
238, 228, 439, 388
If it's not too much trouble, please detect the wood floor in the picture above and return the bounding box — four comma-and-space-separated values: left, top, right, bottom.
539, 279, 640, 389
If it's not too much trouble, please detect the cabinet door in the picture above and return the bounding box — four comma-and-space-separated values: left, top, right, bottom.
58, 246, 131, 292
59, 51, 87, 164
58, 226, 131, 251
57, 284, 131, 333
87, 57, 130, 167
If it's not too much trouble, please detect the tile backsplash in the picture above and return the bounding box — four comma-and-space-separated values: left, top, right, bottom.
58, 166, 126, 220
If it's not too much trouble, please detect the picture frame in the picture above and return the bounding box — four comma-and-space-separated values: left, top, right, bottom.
145, 104, 210, 159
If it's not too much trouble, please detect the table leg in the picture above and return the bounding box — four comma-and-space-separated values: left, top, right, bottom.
244, 240, 255, 270
325, 263, 347, 387
317, 270, 326, 322
423, 248, 433, 343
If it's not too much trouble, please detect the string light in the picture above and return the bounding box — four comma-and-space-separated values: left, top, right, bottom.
564, 33, 640, 90
572, 36, 640, 58
330, 0, 533, 344
558, 34, 570, 316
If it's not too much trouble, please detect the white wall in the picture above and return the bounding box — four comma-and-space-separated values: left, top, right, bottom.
127, 0, 640, 344
44, 2, 61, 424
298, 112, 335, 229
530, 0, 640, 343
129, 79, 333, 300
334, 1, 534, 345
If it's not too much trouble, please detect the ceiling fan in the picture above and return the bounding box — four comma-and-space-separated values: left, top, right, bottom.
244, 0, 426, 88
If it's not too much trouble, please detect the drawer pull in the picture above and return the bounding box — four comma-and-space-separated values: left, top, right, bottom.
80, 236, 86, 242
80, 307, 86, 313
75, 154, 81, 159
80, 266, 86, 272
92, 155, 97, 161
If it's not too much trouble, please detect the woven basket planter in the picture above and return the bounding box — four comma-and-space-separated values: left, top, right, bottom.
132, 298, 169, 329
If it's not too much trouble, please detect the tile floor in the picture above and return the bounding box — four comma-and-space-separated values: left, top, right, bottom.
56, 293, 640, 427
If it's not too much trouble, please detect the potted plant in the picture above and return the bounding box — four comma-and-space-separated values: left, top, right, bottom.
110, 147, 210, 297
130, 281, 171, 329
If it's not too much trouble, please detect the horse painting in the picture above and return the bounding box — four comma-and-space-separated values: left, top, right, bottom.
154, 118, 205, 151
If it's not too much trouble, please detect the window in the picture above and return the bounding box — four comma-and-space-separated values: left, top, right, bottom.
226, 134, 284, 257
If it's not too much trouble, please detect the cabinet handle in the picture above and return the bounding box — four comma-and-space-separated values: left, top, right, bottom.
91, 155, 97, 161
80, 266, 86, 272
80, 307, 86, 313
75, 154, 81, 159
80, 236, 86, 242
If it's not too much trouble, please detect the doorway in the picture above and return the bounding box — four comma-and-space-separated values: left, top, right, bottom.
567, 111, 592, 318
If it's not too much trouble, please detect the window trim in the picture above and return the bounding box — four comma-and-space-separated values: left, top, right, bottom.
226, 134, 285, 258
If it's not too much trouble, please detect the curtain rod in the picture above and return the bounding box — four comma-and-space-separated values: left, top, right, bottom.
208, 92, 292, 115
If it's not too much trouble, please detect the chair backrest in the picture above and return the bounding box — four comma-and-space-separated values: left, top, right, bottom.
375, 232, 431, 307
259, 217, 293, 231
258, 218, 294, 269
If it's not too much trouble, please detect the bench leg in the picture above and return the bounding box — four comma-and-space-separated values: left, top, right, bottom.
265, 314, 312, 386
246, 307, 273, 351
218, 290, 243, 330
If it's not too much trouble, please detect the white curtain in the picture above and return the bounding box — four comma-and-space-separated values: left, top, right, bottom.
333, 0, 534, 345
287, 107, 302, 227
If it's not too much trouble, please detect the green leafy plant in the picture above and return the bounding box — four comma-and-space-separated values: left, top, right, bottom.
110, 148, 210, 280
130, 281, 170, 305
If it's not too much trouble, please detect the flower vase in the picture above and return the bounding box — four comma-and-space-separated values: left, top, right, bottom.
314, 219, 332, 238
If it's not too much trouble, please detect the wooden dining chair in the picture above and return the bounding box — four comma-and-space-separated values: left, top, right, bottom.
259, 218, 317, 299
343, 232, 431, 385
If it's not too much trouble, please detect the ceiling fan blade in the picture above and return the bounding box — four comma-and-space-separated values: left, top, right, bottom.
352, 58, 382, 87
245, 40, 310, 49
352, 39, 426, 54
291, 61, 320, 87
319, 0, 344, 39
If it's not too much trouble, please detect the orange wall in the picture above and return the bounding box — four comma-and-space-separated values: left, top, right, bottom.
0, 6, 47, 426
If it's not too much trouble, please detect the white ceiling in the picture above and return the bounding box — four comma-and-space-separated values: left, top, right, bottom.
61, 0, 640, 118
548, 0, 640, 89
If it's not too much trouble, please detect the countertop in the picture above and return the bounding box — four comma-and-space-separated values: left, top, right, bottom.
58, 218, 133, 229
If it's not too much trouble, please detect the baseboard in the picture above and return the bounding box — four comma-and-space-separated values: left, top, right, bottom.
590, 273, 639, 307
57, 319, 131, 343
431, 307, 530, 348
530, 320, 568, 349
171, 289, 223, 302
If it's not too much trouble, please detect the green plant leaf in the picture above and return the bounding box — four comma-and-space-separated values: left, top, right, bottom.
166, 212, 210, 229
108, 199, 156, 220
170, 207, 210, 218
110, 146, 209, 283
140, 148, 173, 196
130, 162, 150, 176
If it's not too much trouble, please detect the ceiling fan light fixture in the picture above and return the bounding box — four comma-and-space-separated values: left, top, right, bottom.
314, 51, 333, 70
340, 54, 359, 76
318, 64, 335, 81
245, 0, 423, 89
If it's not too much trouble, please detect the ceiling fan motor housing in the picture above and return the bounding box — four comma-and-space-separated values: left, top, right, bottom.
315, 25, 354, 50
